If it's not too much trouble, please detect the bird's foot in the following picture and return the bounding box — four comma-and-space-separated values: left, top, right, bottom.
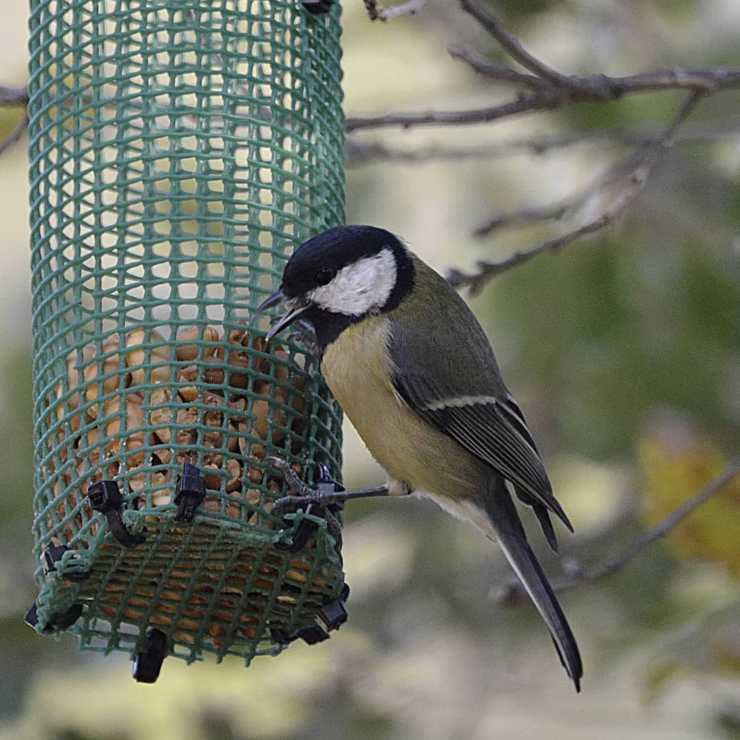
268, 457, 390, 513
268, 458, 344, 512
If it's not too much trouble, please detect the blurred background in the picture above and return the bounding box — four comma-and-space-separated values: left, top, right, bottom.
1, 1, 739, 738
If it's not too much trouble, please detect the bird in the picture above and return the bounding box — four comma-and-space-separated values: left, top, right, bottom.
259, 224, 583, 690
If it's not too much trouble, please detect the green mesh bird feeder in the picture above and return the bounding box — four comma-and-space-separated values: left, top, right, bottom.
26, 0, 347, 682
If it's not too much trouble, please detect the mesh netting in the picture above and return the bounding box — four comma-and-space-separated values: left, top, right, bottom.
28, 0, 345, 667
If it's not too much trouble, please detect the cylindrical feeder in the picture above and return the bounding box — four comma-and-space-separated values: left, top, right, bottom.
27, 0, 346, 674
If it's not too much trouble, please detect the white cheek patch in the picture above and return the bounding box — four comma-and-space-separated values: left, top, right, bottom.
309, 248, 397, 316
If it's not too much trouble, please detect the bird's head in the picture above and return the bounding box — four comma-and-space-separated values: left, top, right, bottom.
259, 225, 415, 349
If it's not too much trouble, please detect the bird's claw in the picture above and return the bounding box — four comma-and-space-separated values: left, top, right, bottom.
267, 457, 344, 513
266, 456, 315, 499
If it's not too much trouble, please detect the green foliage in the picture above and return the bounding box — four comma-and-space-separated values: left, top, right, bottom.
486, 202, 740, 457
0, 348, 33, 526
0, 107, 24, 139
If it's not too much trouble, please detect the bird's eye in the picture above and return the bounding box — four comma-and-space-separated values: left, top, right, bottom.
315, 268, 333, 286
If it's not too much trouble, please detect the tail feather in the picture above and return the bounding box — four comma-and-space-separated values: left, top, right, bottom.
485, 479, 583, 691
515, 487, 559, 553
532, 503, 559, 553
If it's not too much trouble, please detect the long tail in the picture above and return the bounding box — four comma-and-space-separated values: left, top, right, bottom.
485, 478, 583, 691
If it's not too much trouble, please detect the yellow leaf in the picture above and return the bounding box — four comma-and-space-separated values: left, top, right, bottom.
638, 413, 740, 578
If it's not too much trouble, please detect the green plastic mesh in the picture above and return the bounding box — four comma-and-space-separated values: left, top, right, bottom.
28, 0, 346, 666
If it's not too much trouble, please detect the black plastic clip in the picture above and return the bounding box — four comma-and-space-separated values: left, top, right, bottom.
270, 622, 330, 645
302, 0, 333, 14
296, 624, 331, 644
132, 628, 168, 683
275, 513, 319, 554
24, 600, 83, 633
88, 480, 145, 548
174, 463, 206, 522
268, 582, 350, 647
42, 544, 90, 582
318, 583, 350, 631
268, 627, 294, 645
316, 463, 345, 514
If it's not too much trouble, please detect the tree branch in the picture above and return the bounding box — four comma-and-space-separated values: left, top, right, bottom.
0, 84, 27, 107
471, 199, 573, 235
459, 0, 575, 88
447, 44, 549, 89
0, 84, 29, 157
346, 93, 563, 133
495, 459, 740, 604
448, 211, 618, 293
347, 0, 739, 135
346, 65, 739, 133
345, 116, 740, 165
0, 111, 28, 157
345, 64, 739, 132
448, 90, 705, 293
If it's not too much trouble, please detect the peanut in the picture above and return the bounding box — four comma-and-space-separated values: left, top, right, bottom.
126, 328, 171, 386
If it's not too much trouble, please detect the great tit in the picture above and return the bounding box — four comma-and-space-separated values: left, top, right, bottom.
260, 225, 583, 690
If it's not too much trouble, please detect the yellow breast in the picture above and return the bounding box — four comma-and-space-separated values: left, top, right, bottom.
320, 316, 483, 498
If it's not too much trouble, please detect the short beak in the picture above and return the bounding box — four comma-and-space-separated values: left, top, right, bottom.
258, 288, 285, 312
258, 289, 311, 341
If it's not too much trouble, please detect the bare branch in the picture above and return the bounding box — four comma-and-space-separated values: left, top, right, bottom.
346, 65, 739, 132
0, 112, 28, 157
460, 0, 575, 88
346, 93, 562, 133
448, 91, 705, 293
495, 459, 740, 604
350, 0, 739, 134
594, 67, 740, 96
363, 0, 426, 22
345, 117, 740, 166
472, 200, 573, 236
0, 83, 29, 156
448, 212, 617, 293
448, 44, 549, 89
0, 84, 27, 107
472, 142, 663, 238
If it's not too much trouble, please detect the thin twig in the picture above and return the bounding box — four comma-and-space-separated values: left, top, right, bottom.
448, 211, 617, 293
472, 144, 661, 238
346, 66, 738, 132
352, 1, 739, 131
472, 200, 574, 235
0, 112, 28, 157
448, 91, 705, 293
659, 89, 707, 145
346, 93, 562, 133
350, 0, 739, 133
460, 0, 575, 88
0, 84, 29, 157
495, 459, 740, 604
0, 84, 27, 107
448, 44, 549, 89
345, 67, 740, 132
345, 117, 740, 165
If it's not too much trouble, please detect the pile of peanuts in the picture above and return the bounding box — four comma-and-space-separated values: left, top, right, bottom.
49, 324, 309, 540
91, 538, 329, 647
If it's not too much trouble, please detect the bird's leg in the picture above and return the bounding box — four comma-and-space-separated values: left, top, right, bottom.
268, 457, 391, 512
